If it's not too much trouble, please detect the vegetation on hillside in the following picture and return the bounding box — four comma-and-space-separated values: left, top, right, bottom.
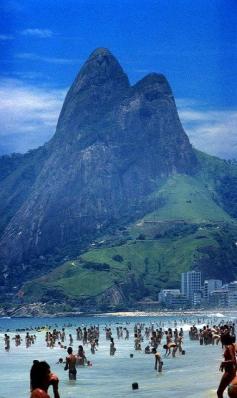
22, 160, 237, 307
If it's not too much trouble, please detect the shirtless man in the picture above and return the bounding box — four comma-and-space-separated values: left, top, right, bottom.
64, 347, 77, 380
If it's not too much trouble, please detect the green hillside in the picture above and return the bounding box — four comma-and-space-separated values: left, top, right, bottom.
143, 173, 231, 222
23, 165, 237, 308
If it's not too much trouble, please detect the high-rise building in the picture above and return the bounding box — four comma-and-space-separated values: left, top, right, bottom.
203, 279, 222, 300
181, 271, 202, 304
209, 288, 228, 307
227, 281, 237, 307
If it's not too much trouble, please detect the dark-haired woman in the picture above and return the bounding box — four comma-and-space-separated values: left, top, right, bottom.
217, 334, 236, 398
30, 360, 60, 398
77, 345, 87, 366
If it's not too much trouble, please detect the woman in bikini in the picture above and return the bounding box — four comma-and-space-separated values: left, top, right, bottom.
217, 333, 236, 398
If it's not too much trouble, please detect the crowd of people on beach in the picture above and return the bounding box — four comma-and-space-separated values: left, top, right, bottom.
2, 318, 237, 397
27, 321, 186, 397
189, 322, 237, 397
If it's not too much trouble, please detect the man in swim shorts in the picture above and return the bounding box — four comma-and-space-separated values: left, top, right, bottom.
64, 347, 77, 380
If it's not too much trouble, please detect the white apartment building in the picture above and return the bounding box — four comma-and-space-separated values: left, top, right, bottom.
158, 289, 180, 303
203, 279, 222, 300
193, 291, 202, 306
181, 271, 202, 304
227, 281, 237, 307
209, 288, 228, 307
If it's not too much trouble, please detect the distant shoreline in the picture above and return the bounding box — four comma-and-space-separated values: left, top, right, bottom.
1, 308, 236, 319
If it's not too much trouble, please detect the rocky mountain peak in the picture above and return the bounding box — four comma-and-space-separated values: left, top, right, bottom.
72, 47, 130, 92
54, 48, 130, 142
134, 73, 172, 96
0, 48, 198, 285
88, 47, 112, 58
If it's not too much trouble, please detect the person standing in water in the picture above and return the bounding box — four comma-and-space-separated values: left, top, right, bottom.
110, 338, 116, 355
4, 334, 10, 351
153, 349, 163, 373
64, 347, 77, 380
217, 333, 236, 398
77, 345, 87, 366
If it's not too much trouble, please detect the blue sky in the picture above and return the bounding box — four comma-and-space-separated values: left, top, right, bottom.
0, 0, 236, 158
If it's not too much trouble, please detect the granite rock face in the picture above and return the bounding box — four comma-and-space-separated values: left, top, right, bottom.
0, 48, 197, 286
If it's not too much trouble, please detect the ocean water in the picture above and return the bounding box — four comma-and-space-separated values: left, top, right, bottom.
0, 312, 234, 398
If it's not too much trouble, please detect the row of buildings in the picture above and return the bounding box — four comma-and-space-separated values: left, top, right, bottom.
158, 271, 237, 308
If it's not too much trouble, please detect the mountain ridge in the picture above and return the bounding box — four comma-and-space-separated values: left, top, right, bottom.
0, 48, 237, 310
